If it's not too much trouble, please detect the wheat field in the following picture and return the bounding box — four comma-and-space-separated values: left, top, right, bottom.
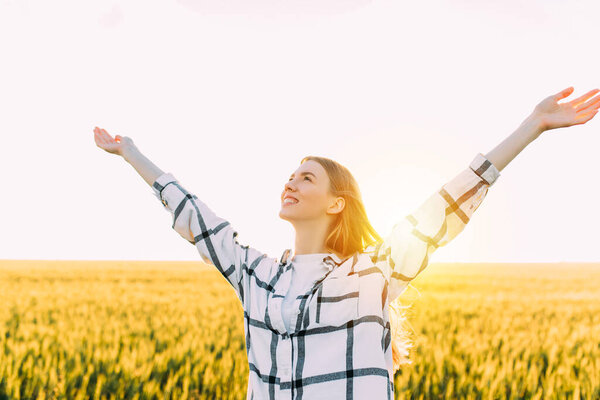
1, 260, 599, 399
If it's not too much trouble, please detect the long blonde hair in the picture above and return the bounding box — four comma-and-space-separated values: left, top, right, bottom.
300, 155, 414, 374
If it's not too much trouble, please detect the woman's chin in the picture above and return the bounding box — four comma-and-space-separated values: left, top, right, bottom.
278, 209, 294, 221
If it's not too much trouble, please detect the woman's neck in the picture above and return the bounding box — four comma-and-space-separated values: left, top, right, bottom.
292, 219, 331, 256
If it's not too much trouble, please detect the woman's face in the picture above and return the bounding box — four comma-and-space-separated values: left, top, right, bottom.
279, 160, 344, 223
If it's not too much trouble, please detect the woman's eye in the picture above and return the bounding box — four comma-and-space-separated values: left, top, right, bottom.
287, 176, 311, 182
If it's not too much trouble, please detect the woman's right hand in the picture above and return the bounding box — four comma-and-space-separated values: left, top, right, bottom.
93, 126, 136, 157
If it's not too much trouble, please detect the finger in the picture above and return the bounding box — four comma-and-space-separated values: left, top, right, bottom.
94, 130, 105, 144
575, 92, 600, 113
94, 128, 105, 143
575, 110, 598, 125
101, 131, 112, 145
568, 88, 600, 108
554, 86, 574, 101
94, 131, 102, 146
100, 129, 114, 142
94, 127, 104, 138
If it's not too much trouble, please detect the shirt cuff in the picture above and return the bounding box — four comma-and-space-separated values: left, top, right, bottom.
151, 172, 178, 208
469, 153, 500, 186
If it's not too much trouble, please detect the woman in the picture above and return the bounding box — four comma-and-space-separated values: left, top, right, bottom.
94, 86, 598, 399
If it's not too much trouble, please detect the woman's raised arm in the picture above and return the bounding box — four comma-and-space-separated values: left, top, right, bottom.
371, 152, 500, 302
372, 86, 600, 302
93, 127, 268, 304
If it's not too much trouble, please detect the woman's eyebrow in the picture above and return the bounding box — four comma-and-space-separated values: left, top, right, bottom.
289, 172, 317, 179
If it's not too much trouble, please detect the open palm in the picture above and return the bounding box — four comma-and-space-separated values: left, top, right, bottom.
93, 126, 134, 156
533, 87, 600, 131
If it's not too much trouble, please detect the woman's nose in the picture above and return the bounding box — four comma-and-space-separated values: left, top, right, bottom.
284, 180, 296, 192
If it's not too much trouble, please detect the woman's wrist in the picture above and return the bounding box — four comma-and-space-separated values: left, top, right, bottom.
120, 144, 140, 162
120, 144, 165, 187
521, 113, 546, 142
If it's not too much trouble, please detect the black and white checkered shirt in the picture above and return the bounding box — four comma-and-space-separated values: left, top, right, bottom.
151, 153, 500, 399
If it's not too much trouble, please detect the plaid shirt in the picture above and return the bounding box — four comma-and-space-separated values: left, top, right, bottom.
151, 153, 500, 400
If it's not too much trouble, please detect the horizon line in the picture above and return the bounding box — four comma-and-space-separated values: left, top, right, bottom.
1, 259, 599, 265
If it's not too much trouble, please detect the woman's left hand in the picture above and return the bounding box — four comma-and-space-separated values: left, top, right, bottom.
532, 86, 600, 131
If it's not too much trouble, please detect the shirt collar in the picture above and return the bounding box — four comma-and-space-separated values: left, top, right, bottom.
279, 248, 349, 270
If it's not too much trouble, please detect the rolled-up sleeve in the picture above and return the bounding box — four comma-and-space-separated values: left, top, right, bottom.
375, 153, 501, 301
151, 172, 266, 303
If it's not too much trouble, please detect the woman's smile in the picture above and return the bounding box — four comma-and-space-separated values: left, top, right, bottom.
283, 196, 299, 206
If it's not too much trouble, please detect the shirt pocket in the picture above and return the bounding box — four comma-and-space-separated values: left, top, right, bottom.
313, 274, 360, 328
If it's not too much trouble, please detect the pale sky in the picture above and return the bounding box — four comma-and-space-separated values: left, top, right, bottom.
1, 0, 598, 262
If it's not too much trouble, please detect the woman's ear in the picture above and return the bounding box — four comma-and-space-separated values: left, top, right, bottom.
327, 197, 345, 215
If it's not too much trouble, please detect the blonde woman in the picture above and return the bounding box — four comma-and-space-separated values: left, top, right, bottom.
95, 86, 599, 399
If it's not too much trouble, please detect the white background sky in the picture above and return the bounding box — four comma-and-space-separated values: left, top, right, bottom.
1, 0, 598, 262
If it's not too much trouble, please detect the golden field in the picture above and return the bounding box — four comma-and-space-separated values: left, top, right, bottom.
1, 260, 599, 399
